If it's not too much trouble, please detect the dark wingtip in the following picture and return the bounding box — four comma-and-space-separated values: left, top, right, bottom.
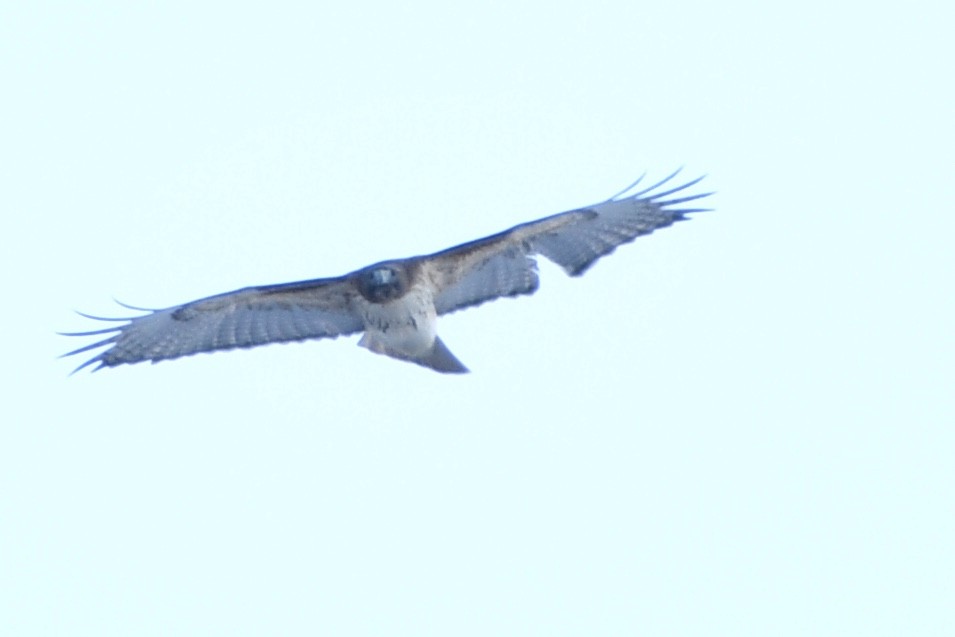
60, 334, 119, 360
657, 191, 715, 208
648, 176, 707, 200
673, 207, 715, 218
611, 169, 712, 207
113, 299, 159, 312
74, 310, 135, 322
58, 325, 124, 338
59, 311, 127, 374
626, 167, 685, 199
604, 172, 648, 202
67, 355, 107, 376
59, 301, 155, 375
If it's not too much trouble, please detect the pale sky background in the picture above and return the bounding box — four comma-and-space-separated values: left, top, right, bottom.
2, 2, 953, 635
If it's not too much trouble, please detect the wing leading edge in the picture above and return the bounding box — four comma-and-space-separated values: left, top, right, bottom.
426, 169, 712, 316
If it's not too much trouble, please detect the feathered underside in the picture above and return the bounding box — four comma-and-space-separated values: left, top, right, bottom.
425, 169, 712, 315
61, 169, 712, 373
61, 279, 365, 373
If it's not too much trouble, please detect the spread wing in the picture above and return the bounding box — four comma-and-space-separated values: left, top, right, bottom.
424, 170, 712, 315
61, 277, 365, 372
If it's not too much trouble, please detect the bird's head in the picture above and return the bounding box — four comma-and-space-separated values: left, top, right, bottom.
357, 263, 408, 303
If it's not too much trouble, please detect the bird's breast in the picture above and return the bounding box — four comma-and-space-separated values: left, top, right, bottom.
356, 284, 437, 355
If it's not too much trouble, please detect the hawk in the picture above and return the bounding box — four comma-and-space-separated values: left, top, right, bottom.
62, 170, 711, 374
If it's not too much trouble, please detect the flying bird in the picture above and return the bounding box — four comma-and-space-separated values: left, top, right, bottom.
62, 170, 711, 374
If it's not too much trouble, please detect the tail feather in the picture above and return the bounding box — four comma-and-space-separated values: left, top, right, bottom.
418, 336, 469, 374
358, 334, 469, 374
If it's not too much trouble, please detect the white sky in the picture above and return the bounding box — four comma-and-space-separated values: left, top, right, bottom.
3, 2, 953, 635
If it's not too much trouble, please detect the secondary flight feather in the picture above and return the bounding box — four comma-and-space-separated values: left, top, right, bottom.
62, 170, 712, 374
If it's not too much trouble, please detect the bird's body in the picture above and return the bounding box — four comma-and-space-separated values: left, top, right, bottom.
354, 272, 466, 373
62, 170, 712, 373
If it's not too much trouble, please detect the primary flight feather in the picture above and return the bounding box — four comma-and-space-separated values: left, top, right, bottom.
62, 170, 712, 374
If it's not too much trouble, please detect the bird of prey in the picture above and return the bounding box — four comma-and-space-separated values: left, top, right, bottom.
62, 170, 711, 374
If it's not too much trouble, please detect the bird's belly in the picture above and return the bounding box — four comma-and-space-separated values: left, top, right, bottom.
358, 287, 437, 356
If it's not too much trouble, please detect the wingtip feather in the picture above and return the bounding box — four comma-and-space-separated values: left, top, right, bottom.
647, 174, 707, 201
604, 172, 648, 202
625, 167, 684, 199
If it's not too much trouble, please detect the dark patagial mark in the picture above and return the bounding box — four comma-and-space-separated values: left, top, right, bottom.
172, 306, 199, 321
